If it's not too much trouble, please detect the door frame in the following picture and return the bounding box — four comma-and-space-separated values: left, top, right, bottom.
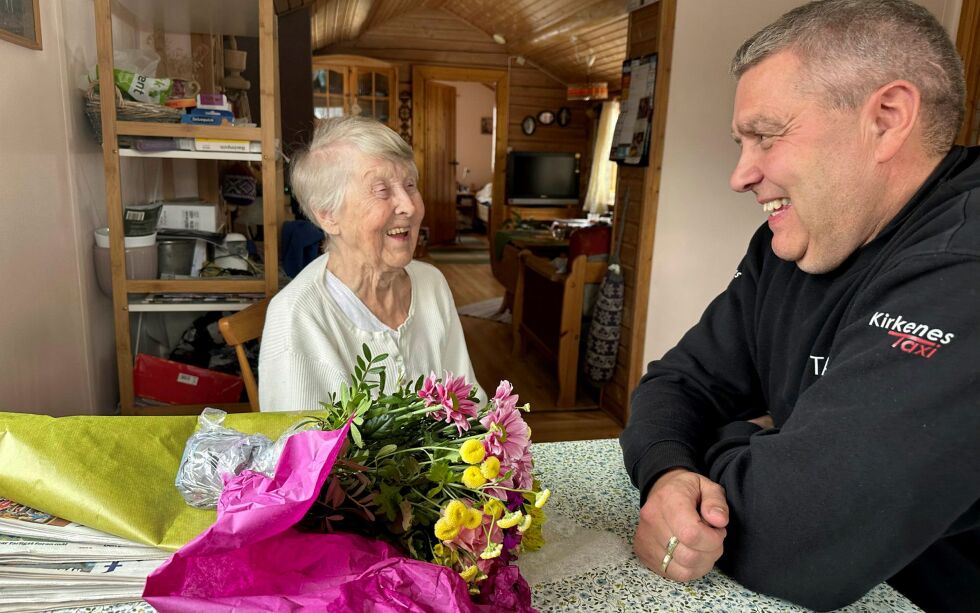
411, 65, 509, 248
957, 0, 980, 145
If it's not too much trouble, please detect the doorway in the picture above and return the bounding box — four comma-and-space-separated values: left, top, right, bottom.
434, 80, 495, 241
412, 66, 509, 249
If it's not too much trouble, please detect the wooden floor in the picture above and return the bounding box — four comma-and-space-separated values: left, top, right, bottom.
425, 234, 623, 443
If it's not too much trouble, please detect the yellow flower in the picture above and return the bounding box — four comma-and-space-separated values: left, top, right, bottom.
459, 565, 479, 582
480, 456, 501, 480
483, 498, 504, 519
535, 488, 551, 508
462, 466, 487, 488
459, 439, 486, 464
480, 542, 503, 560
434, 517, 460, 541
444, 499, 468, 528
517, 513, 533, 533
463, 507, 483, 529
498, 510, 523, 529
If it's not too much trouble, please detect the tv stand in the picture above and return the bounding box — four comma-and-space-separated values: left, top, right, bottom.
509, 204, 579, 221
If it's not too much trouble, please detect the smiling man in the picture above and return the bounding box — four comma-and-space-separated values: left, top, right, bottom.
620, 1, 979, 611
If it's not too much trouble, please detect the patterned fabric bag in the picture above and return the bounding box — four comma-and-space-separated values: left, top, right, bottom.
584, 188, 630, 384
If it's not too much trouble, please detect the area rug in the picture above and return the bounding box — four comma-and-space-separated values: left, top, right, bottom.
457, 297, 511, 324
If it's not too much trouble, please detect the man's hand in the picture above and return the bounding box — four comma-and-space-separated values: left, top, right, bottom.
634, 468, 728, 582
748, 414, 774, 429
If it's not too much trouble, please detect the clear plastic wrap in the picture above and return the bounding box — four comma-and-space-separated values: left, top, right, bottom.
175, 408, 316, 508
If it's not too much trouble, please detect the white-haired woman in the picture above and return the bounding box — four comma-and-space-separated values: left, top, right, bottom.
259, 116, 480, 411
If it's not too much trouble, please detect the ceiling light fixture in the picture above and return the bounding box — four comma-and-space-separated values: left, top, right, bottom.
492, 33, 507, 45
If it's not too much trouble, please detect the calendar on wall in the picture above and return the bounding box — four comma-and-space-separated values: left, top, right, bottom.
609, 53, 657, 166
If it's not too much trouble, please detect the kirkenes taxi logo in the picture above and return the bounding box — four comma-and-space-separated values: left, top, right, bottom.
869, 312, 955, 358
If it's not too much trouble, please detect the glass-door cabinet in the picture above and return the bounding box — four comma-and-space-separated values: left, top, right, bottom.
312, 55, 397, 128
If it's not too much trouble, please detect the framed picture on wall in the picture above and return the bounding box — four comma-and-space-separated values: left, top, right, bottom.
0, 0, 42, 50
480, 116, 492, 134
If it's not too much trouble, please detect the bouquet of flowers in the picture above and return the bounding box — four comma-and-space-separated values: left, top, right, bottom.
302, 345, 549, 603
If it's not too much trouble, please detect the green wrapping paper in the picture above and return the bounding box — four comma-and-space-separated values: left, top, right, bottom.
0, 410, 322, 551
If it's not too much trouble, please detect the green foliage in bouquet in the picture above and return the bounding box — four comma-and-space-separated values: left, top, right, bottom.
299, 345, 549, 591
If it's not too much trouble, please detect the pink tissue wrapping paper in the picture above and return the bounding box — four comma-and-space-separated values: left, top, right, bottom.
144, 423, 535, 612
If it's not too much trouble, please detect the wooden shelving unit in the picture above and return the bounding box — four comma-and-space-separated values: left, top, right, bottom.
94, 0, 281, 416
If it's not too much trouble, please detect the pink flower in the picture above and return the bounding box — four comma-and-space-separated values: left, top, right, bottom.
454, 509, 502, 556
483, 471, 514, 501
480, 405, 530, 463
492, 380, 519, 412
509, 448, 534, 490
420, 371, 478, 434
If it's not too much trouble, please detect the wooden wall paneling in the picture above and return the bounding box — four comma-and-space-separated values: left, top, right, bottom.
598, 0, 674, 424
599, 0, 675, 424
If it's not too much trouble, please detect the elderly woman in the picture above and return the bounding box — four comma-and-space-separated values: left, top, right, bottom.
259, 116, 480, 411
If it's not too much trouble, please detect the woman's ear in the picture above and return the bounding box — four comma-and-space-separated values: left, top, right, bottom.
317, 208, 341, 237
866, 80, 920, 163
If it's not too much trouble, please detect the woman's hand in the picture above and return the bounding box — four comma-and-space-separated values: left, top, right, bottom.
633, 468, 728, 582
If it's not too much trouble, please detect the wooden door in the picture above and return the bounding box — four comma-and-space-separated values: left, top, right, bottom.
422, 80, 457, 245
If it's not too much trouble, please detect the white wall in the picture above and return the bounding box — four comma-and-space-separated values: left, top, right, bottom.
0, 0, 117, 415
643, 0, 962, 364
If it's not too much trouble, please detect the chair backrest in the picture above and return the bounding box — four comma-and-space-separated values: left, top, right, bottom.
218, 297, 271, 411
569, 224, 611, 260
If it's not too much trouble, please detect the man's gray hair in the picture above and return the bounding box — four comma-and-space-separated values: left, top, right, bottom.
289, 115, 416, 224
731, 0, 965, 156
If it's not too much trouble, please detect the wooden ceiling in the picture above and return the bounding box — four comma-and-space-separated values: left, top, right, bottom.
273, 0, 630, 87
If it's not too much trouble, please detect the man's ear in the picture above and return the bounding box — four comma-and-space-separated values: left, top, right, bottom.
866, 80, 921, 163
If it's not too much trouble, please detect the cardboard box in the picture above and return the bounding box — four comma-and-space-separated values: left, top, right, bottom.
134, 354, 243, 405
157, 200, 220, 232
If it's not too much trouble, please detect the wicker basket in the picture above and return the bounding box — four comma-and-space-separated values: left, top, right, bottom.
84, 85, 183, 144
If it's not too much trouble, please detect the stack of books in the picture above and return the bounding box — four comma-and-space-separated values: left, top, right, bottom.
0, 498, 167, 612
177, 93, 261, 154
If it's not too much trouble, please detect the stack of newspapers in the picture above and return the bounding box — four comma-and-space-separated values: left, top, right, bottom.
0, 498, 167, 613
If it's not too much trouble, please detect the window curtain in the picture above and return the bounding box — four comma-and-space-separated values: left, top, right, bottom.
583, 100, 620, 216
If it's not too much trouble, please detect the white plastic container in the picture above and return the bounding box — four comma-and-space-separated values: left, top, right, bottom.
93, 228, 158, 297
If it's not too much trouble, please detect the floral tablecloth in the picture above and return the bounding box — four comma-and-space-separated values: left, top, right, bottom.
53, 438, 919, 613
523, 438, 919, 612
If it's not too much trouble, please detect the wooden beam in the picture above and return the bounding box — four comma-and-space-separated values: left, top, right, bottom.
956, 0, 980, 145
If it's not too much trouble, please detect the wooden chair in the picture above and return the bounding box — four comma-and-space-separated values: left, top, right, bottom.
218, 297, 271, 411
511, 225, 610, 407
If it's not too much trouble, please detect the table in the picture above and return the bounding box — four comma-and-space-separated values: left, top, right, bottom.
52, 440, 918, 613
456, 192, 478, 235
525, 439, 919, 612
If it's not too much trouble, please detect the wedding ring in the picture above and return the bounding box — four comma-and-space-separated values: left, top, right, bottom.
660, 535, 680, 573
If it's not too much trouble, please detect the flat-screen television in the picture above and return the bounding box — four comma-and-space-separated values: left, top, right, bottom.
506, 151, 581, 205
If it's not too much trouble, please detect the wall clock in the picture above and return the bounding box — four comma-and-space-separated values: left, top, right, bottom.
521, 115, 536, 135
